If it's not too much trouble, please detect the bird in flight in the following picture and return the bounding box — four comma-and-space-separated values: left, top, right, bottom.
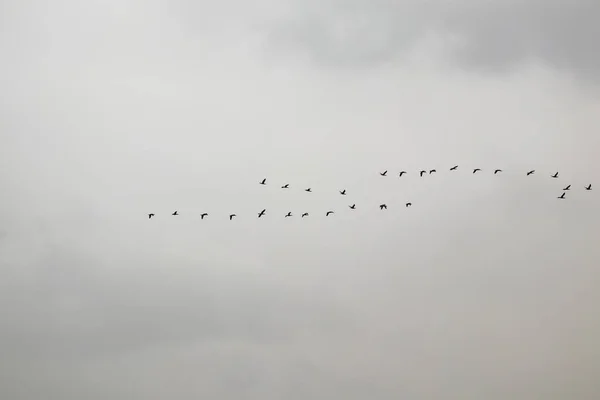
201, 213, 208, 219
473, 168, 481, 174
305, 188, 312, 192
380, 170, 388, 176
494, 169, 502, 174
326, 211, 334, 216
585, 184, 592, 190
259, 178, 266, 185
258, 209, 266, 218
399, 171, 407, 177
420, 170, 426, 177
281, 184, 289, 189
379, 204, 387, 210
229, 214, 236, 220
349, 204, 356, 209
148, 213, 155, 219
339, 189, 346, 195
551, 172, 559, 178
285, 212, 292, 217
429, 169, 436, 174
558, 192, 566, 199
450, 165, 458, 171
405, 202, 412, 207
172, 211, 178, 216
563, 185, 571, 190
301, 213, 309, 218
526, 170, 535, 176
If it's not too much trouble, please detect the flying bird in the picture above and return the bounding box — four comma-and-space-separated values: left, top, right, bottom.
551, 172, 559, 178
399, 171, 407, 176
148, 213, 154, 219
259, 178, 266, 185
473, 168, 481, 174
201, 213, 208, 219
379, 204, 387, 210
558, 192, 566, 199
429, 169, 436, 174
258, 209, 266, 218
563, 185, 571, 190
526, 170, 535, 176
494, 169, 502, 174
305, 188, 312, 192
380, 170, 388, 176
405, 202, 412, 207
172, 211, 178, 216
229, 214, 236, 220
420, 170, 426, 177
349, 204, 356, 209
339, 189, 346, 195
326, 211, 334, 216
450, 165, 458, 171
281, 184, 289, 188
301, 213, 309, 218
585, 184, 592, 190
285, 212, 292, 217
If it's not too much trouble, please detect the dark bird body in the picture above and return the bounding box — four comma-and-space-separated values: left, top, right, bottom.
473, 168, 481, 174
285, 212, 292, 217
380, 171, 388, 176
585, 184, 592, 190
558, 192, 566, 199
379, 204, 387, 210
281, 184, 289, 188
172, 211, 178, 216
229, 214, 236, 220
148, 213, 154, 219
339, 189, 346, 195
405, 203, 412, 207
494, 169, 502, 174
302, 213, 309, 218
399, 171, 407, 176
420, 170, 426, 177
258, 209, 266, 218
349, 204, 356, 209
450, 165, 458, 171
259, 178, 266, 185
429, 169, 436, 174
326, 211, 334, 216
563, 185, 571, 190
527, 170, 535, 176
305, 188, 312, 192
201, 213, 208, 219
551, 172, 559, 178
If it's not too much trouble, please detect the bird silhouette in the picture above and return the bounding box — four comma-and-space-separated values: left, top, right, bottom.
551, 172, 559, 178
473, 168, 481, 174
326, 211, 334, 216
558, 192, 566, 199
585, 184, 592, 190
201, 213, 208, 219
399, 171, 407, 177
339, 189, 346, 195
285, 212, 292, 217
405, 202, 412, 207
420, 170, 426, 177
429, 169, 436, 174
281, 184, 289, 188
301, 213, 309, 218
259, 178, 266, 185
258, 209, 266, 218
349, 204, 356, 209
450, 165, 458, 171
305, 188, 312, 192
148, 213, 155, 219
494, 169, 502, 174
172, 211, 178, 216
380, 170, 388, 176
526, 170, 535, 176
563, 185, 571, 190
379, 204, 387, 210
229, 214, 236, 220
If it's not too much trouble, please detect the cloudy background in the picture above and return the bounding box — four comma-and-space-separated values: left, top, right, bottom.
1, 0, 599, 398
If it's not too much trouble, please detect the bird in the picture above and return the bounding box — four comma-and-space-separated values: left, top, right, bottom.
551, 172, 559, 178
339, 189, 346, 195
349, 204, 356, 209
429, 169, 436, 174
450, 165, 458, 171
281, 184, 289, 189
200, 213, 208, 219
558, 192, 566, 199
258, 209, 266, 218
585, 184, 592, 190
380, 170, 388, 176
285, 212, 292, 217
494, 169, 502, 174
326, 211, 334, 216
229, 214, 236, 220
172, 211, 178, 216
148, 213, 155, 219
420, 170, 426, 177
301, 213, 309, 218
563, 185, 571, 191
399, 171, 407, 177
473, 168, 481, 174
526, 170, 535, 176
259, 178, 266, 185
305, 188, 312, 192
405, 202, 412, 207
379, 204, 387, 210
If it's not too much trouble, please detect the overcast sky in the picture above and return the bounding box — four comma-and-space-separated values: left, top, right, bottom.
1, 0, 599, 398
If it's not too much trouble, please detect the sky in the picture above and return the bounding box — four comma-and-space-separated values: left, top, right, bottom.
1, 0, 599, 398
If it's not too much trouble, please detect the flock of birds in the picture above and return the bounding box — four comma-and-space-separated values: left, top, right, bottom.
147, 166, 592, 220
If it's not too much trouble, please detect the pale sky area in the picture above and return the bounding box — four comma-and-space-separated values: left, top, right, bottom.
1, 0, 599, 398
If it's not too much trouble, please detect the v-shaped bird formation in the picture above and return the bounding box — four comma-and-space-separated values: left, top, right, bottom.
147, 166, 592, 220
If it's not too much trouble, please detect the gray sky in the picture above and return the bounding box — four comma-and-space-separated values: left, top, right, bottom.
1, 0, 599, 398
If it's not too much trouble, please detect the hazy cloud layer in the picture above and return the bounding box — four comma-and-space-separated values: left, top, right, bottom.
1, 0, 599, 398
